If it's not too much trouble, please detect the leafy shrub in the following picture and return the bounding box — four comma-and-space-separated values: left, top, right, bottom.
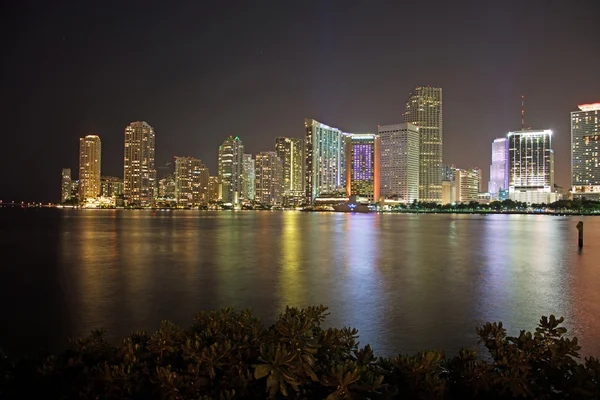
0, 307, 598, 399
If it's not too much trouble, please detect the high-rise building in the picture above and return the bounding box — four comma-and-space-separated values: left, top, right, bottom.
403, 86, 443, 203
61, 168, 72, 203
158, 174, 176, 199
255, 151, 282, 206
456, 168, 481, 203
175, 157, 209, 207
123, 121, 156, 206
304, 119, 346, 203
488, 138, 509, 199
242, 154, 256, 201
78, 135, 101, 202
378, 123, 419, 203
208, 176, 220, 203
571, 103, 600, 200
508, 129, 558, 203
345, 134, 380, 202
218, 136, 244, 205
100, 176, 124, 198
275, 137, 304, 194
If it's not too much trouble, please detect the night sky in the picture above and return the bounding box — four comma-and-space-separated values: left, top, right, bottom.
2, 0, 599, 203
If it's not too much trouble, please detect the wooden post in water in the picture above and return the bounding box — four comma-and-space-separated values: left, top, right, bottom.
576, 221, 584, 248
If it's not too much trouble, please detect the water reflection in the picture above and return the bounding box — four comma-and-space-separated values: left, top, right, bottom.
1, 210, 599, 357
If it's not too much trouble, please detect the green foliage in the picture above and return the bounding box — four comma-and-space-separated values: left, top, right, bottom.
1, 308, 599, 399
392, 199, 600, 214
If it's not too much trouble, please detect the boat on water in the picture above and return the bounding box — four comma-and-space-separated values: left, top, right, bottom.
332, 195, 376, 213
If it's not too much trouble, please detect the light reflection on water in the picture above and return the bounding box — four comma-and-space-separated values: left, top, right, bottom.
1, 210, 599, 357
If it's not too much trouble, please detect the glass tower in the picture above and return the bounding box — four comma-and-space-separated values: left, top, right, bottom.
79, 135, 101, 203
123, 121, 156, 206
488, 138, 508, 199
218, 136, 244, 205
378, 123, 419, 203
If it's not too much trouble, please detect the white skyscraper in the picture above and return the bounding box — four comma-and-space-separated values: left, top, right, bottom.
508, 129, 558, 203
378, 123, 420, 203
304, 118, 346, 203
488, 138, 508, 199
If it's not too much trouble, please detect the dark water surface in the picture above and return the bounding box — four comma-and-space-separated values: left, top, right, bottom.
1, 209, 599, 357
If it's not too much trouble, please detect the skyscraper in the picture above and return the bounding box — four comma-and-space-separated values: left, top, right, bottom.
242, 153, 255, 201
218, 136, 244, 205
378, 123, 419, 203
403, 86, 443, 203
508, 129, 558, 203
441, 164, 457, 204
100, 176, 124, 197
61, 168, 72, 203
78, 135, 101, 202
345, 133, 380, 202
456, 168, 481, 203
571, 103, 600, 200
275, 137, 304, 196
255, 151, 282, 206
123, 121, 156, 206
175, 157, 209, 207
304, 119, 346, 203
488, 138, 508, 199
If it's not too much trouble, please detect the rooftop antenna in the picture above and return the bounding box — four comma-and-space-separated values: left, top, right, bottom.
521, 95, 524, 130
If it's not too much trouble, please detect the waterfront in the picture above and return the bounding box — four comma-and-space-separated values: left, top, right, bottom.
1, 209, 599, 357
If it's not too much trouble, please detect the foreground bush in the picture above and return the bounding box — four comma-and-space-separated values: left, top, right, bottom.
1, 306, 599, 399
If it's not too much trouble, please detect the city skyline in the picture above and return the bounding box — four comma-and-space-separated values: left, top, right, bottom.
2, 2, 599, 202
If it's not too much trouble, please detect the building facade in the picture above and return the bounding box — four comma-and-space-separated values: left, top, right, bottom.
378, 123, 419, 203
175, 157, 209, 207
275, 137, 304, 197
123, 121, 156, 206
158, 174, 176, 200
100, 176, 124, 198
571, 103, 600, 200
61, 168, 72, 203
488, 138, 508, 199
242, 153, 256, 201
208, 176, 220, 203
78, 135, 101, 202
218, 136, 244, 205
345, 134, 380, 202
508, 129, 558, 203
456, 168, 481, 203
304, 118, 346, 203
255, 151, 282, 206
441, 164, 457, 204
403, 86, 443, 203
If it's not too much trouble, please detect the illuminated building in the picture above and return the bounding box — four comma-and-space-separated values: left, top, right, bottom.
158, 174, 176, 199
403, 86, 443, 203
255, 151, 282, 206
123, 121, 156, 206
175, 157, 209, 207
378, 123, 419, 203
61, 168, 72, 203
100, 176, 124, 198
78, 135, 101, 202
275, 137, 304, 196
508, 129, 559, 203
571, 103, 600, 200
441, 164, 456, 204
304, 118, 346, 203
218, 136, 244, 205
345, 133, 380, 203
488, 138, 509, 199
456, 168, 481, 203
242, 153, 255, 201
208, 176, 220, 203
